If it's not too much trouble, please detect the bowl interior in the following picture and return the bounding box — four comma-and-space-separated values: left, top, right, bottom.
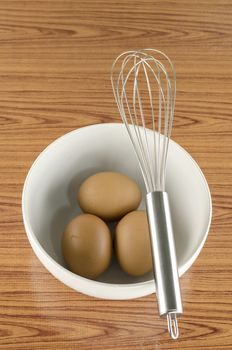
23, 123, 211, 285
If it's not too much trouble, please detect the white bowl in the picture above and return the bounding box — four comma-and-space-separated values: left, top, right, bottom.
22, 123, 212, 300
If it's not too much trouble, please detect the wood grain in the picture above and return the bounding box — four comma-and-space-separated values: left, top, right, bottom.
0, 0, 232, 349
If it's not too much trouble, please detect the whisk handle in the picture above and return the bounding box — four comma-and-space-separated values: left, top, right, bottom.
146, 191, 183, 338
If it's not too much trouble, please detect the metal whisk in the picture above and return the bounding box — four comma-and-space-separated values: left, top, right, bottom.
111, 49, 183, 339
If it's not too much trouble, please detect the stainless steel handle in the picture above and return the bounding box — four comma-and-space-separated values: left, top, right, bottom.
146, 191, 183, 339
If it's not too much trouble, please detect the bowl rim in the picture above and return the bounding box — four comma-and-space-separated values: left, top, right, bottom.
22, 122, 212, 290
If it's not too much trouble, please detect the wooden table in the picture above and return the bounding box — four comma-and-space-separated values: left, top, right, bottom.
0, 1, 231, 349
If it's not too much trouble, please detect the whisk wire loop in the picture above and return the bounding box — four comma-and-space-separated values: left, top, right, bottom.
111, 49, 176, 193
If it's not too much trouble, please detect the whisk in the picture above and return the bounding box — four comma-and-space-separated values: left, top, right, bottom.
111, 49, 183, 339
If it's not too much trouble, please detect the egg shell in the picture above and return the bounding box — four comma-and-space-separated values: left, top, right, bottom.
115, 210, 153, 276
77, 172, 141, 221
62, 214, 112, 279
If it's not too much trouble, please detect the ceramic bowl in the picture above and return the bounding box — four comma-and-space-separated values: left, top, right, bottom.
22, 123, 212, 299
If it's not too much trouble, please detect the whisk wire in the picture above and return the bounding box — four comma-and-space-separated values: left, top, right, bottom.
136, 63, 156, 191
111, 49, 176, 193
121, 57, 154, 191
119, 77, 152, 190
135, 55, 169, 191
141, 60, 157, 190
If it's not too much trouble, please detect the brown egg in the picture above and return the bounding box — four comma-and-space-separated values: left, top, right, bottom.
77, 172, 141, 221
115, 211, 153, 276
62, 214, 112, 279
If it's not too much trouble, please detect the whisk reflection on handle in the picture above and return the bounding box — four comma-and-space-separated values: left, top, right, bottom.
111, 49, 183, 339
